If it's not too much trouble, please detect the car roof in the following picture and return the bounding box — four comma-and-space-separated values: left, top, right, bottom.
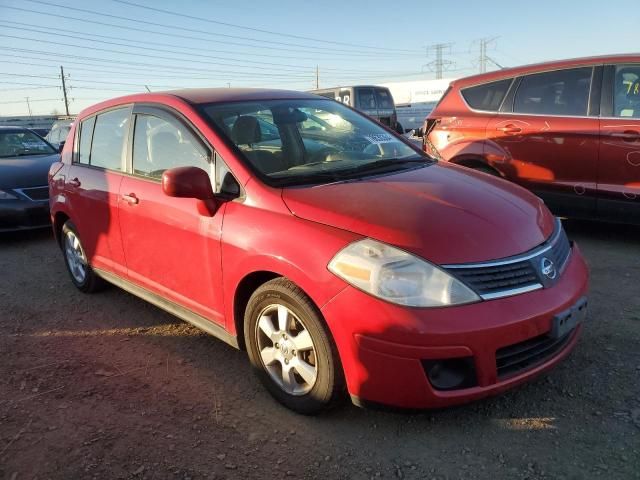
453, 53, 640, 88
76, 88, 325, 119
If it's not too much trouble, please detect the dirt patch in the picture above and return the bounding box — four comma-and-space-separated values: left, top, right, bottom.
1, 221, 639, 479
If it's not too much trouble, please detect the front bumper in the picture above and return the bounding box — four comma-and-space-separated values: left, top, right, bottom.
321, 243, 589, 409
0, 199, 51, 232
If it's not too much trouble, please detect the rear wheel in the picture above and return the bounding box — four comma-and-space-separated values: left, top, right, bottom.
61, 221, 105, 293
244, 278, 345, 414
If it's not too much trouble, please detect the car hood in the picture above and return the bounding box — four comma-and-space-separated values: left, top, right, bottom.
281, 163, 555, 265
0, 154, 59, 189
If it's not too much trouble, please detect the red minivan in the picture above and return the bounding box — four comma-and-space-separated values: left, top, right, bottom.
49, 89, 588, 413
424, 54, 640, 225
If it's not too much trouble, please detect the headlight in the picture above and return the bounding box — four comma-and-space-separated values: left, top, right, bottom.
0, 189, 18, 200
328, 239, 480, 307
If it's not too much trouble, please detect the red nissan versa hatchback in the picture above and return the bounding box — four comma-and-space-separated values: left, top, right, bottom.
49, 89, 588, 414
424, 54, 640, 225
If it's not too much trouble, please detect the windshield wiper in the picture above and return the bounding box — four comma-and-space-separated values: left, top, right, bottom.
339, 157, 431, 175
274, 171, 343, 187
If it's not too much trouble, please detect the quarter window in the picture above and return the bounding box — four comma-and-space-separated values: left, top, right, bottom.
132, 114, 210, 180
78, 116, 95, 165
613, 64, 640, 118
514, 68, 592, 116
90, 108, 130, 171
461, 79, 512, 111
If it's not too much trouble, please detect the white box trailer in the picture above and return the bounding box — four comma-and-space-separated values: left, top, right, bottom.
378, 79, 456, 132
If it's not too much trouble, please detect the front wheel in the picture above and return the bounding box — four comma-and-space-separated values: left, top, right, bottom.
244, 278, 345, 414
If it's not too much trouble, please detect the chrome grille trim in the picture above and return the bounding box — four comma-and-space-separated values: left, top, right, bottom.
443, 218, 571, 300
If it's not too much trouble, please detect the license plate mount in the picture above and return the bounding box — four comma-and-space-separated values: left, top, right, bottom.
551, 297, 587, 339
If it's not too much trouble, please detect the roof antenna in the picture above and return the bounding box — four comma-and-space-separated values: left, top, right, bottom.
144, 85, 151, 92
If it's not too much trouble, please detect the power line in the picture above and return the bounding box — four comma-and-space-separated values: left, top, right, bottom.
112, 0, 421, 53
0, 36, 318, 78
1, 6, 415, 60
17, 0, 421, 56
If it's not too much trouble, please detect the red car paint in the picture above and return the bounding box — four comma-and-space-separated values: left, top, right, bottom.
425, 54, 640, 225
49, 89, 588, 409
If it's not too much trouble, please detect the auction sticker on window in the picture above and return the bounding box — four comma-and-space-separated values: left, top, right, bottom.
364, 133, 396, 145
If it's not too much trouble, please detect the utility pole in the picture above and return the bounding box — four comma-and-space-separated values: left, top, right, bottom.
60, 66, 70, 116
315, 65, 319, 90
25, 97, 32, 117
424, 43, 454, 80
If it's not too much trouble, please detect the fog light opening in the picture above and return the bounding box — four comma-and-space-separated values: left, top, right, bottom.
422, 357, 477, 391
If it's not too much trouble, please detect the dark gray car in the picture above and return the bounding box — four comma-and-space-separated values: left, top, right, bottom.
0, 127, 59, 232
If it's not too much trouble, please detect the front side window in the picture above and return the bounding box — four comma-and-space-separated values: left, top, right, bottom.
514, 67, 592, 116
201, 98, 429, 187
375, 89, 394, 109
461, 79, 512, 112
90, 108, 130, 171
613, 64, 640, 118
0, 130, 56, 158
132, 114, 209, 180
356, 88, 376, 110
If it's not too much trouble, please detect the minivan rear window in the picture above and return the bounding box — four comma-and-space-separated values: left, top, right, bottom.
461, 79, 513, 111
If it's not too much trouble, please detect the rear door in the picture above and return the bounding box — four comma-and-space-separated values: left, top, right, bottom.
486, 67, 600, 218
65, 106, 131, 276
598, 63, 640, 223
117, 105, 226, 325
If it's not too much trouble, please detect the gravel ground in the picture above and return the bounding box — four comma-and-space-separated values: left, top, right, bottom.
1, 220, 639, 480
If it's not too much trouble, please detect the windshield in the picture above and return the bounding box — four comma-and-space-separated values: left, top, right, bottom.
0, 130, 56, 158
201, 98, 428, 186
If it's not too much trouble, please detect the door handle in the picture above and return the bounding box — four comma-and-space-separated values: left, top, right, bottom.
68, 177, 81, 188
497, 125, 522, 134
611, 130, 640, 142
122, 193, 139, 205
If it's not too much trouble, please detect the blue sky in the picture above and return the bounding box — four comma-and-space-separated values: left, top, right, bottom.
0, 0, 638, 116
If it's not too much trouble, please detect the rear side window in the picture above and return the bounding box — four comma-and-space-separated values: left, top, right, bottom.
461, 79, 512, 111
78, 116, 95, 164
132, 114, 209, 180
613, 64, 640, 118
514, 67, 592, 116
90, 108, 130, 171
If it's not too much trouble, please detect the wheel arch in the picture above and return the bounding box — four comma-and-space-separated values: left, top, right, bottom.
53, 211, 70, 247
451, 156, 503, 177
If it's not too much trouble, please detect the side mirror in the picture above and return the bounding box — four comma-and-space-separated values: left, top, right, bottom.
58, 140, 66, 153
162, 166, 214, 201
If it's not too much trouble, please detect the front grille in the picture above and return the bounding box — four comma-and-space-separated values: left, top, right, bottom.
17, 186, 49, 201
496, 330, 574, 379
447, 260, 538, 296
444, 219, 571, 300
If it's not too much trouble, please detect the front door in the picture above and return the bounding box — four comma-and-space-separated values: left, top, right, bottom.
598, 64, 640, 223
486, 67, 599, 218
117, 107, 226, 325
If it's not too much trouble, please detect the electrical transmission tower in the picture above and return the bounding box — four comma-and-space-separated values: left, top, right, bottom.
477, 37, 503, 73
424, 43, 454, 80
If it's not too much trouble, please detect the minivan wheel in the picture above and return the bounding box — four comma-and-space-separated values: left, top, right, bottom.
61, 221, 104, 293
244, 278, 345, 414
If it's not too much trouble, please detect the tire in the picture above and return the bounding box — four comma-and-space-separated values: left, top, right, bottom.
244, 278, 345, 414
61, 220, 105, 293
